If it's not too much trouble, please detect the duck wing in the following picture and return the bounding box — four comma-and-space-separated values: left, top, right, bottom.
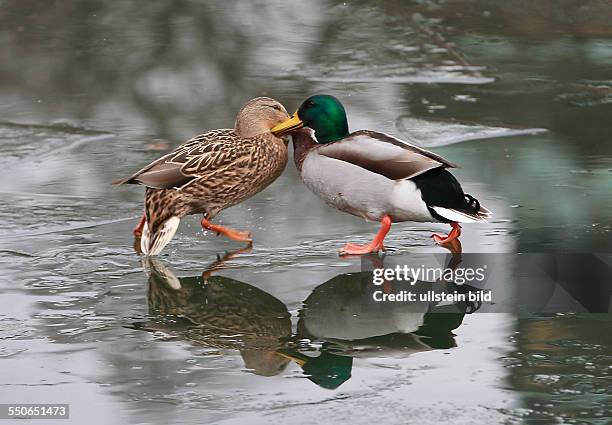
316, 130, 457, 181
113, 129, 248, 189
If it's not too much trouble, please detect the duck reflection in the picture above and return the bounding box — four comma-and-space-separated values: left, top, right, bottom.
282, 251, 480, 389
298, 271, 471, 352
141, 247, 482, 389
144, 255, 292, 377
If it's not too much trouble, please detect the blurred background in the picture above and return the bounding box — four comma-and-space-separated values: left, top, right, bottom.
0, 1, 611, 424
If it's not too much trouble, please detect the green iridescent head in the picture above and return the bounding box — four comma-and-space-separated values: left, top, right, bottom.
271, 94, 350, 143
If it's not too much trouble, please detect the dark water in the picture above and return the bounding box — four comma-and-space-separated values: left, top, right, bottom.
0, 1, 611, 424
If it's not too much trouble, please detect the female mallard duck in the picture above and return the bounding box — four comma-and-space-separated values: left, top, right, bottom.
144, 256, 292, 376
114, 97, 290, 255
271, 94, 490, 255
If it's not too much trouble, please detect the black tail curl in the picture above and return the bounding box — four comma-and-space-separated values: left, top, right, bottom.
463, 194, 480, 214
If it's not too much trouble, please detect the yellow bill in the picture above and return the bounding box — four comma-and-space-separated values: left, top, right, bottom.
276, 350, 307, 366
271, 112, 303, 136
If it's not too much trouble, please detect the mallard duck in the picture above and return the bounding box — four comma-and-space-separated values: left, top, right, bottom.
271, 94, 490, 255
143, 256, 292, 376
114, 97, 290, 255
298, 271, 468, 351
278, 258, 474, 389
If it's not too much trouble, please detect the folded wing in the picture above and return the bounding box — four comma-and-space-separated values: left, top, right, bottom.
316, 130, 457, 181
113, 129, 250, 189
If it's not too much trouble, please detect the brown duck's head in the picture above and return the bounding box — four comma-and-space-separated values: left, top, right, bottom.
234, 97, 290, 138
240, 349, 291, 377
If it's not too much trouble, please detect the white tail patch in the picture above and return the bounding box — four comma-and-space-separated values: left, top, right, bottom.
140, 216, 181, 256
432, 206, 488, 223
143, 257, 182, 289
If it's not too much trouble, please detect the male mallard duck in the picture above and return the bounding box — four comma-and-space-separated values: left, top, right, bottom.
298, 271, 468, 351
114, 97, 290, 255
271, 94, 490, 255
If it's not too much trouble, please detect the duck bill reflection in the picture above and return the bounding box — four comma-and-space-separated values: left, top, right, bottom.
139, 249, 477, 389
271, 112, 303, 136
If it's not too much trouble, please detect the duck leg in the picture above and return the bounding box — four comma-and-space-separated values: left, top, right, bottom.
133, 214, 146, 237
432, 222, 462, 245
340, 215, 392, 255
201, 216, 252, 243
202, 245, 253, 280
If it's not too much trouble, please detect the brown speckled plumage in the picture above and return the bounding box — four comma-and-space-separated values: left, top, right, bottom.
142, 130, 287, 234
144, 257, 291, 375
114, 97, 290, 254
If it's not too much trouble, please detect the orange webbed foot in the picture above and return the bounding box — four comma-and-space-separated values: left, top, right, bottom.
339, 241, 384, 256
339, 215, 392, 256
201, 217, 253, 243
432, 222, 462, 245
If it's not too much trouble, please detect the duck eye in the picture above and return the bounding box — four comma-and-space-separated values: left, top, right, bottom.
271, 105, 281, 111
